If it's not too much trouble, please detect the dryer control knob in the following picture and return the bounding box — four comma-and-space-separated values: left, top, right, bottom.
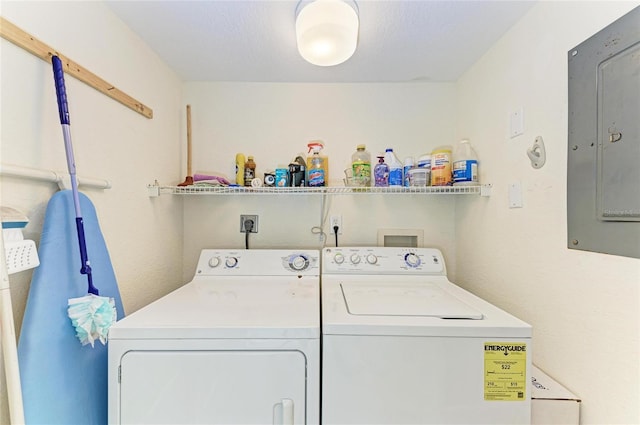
225, 257, 238, 268
290, 255, 309, 271
366, 254, 378, 264
405, 253, 421, 267
350, 254, 361, 264
334, 253, 345, 264
208, 256, 221, 268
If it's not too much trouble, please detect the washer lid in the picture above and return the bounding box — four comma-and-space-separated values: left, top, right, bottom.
342, 283, 483, 319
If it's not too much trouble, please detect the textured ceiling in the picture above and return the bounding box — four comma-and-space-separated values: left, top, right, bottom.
105, 0, 536, 83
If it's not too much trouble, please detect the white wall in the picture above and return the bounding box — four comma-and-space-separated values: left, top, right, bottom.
2, 1, 639, 424
182, 82, 460, 280
0, 2, 184, 422
455, 2, 640, 424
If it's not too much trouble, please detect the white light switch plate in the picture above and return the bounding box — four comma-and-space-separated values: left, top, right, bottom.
509, 181, 523, 208
510, 107, 524, 138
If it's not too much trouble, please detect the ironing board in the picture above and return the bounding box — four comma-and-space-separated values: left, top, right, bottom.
18, 190, 125, 424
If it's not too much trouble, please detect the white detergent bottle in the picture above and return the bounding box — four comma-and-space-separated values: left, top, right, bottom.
453, 139, 479, 186
385, 148, 403, 187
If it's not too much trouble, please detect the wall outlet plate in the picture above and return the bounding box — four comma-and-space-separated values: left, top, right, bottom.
330, 215, 342, 234
240, 215, 258, 233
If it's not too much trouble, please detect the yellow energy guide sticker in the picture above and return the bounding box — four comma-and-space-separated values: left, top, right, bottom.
484, 342, 527, 401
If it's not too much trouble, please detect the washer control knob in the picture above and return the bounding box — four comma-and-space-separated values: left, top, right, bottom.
350, 254, 361, 264
290, 255, 309, 271
334, 253, 345, 264
208, 256, 221, 268
366, 254, 378, 264
405, 253, 421, 267
225, 257, 238, 268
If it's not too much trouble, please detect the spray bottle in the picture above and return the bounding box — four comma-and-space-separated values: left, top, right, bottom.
306, 141, 328, 187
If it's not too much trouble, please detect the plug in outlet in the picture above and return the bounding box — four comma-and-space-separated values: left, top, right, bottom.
330, 215, 342, 235
240, 215, 259, 233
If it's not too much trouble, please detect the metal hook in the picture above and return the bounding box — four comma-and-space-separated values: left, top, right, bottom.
527, 136, 546, 169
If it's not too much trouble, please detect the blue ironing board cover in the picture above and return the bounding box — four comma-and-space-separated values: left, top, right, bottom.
18, 190, 125, 424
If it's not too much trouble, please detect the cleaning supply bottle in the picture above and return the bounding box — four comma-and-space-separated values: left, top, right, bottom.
385, 148, 403, 187
430, 145, 453, 186
417, 153, 431, 169
417, 153, 432, 186
453, 139, 479, 186
235, 153, 245, 186
374, 155, 389, 187
403, 157, 414, 187
351, 144, 371, 186
307, 141, 328, 187
244, 156, 256, 187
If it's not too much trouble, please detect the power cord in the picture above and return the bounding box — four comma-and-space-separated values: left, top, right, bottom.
333, 225, 339, 247
311, 193, 330, 248
244, 219, 254, 249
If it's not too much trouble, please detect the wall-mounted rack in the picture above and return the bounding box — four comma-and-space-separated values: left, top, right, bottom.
148, 183, 492, 197
0, 163, 111, 190
0, 16, 153, 119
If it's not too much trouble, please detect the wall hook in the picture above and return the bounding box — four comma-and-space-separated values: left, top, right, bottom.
527, 136, 546, 169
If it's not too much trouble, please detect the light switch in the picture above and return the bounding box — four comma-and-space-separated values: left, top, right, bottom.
510, 107, 524, 138
509, 181, 523, 208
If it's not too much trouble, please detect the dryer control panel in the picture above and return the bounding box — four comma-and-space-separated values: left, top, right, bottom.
196, 249, 320, 276
322, 247, 446, 275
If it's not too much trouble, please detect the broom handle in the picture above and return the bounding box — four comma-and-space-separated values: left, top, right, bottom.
186, 104, 192, 176
52, 56, 97, 295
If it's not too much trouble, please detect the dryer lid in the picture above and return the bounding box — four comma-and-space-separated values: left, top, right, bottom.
341, 283, 483, 319
110, 278, 320, 340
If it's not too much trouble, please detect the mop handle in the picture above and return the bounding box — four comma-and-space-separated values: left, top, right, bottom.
52, 56, 80, 212
52, 56, 98, 296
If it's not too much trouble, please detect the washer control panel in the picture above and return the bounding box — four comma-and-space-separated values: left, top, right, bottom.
196, 249, 319, 276
322, 247, 446, 275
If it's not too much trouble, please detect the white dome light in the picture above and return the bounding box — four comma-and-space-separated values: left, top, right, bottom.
296, 0, 359, 67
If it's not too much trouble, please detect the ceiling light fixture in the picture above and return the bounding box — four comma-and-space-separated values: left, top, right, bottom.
295, 0, 359, 67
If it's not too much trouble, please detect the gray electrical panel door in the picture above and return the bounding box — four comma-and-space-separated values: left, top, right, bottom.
567, 6, 640, 259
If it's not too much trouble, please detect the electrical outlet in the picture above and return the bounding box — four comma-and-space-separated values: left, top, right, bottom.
240, 214, 259, 233
330, 215, 342, 234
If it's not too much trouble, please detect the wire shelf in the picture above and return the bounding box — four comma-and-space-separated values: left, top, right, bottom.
151, 184, 490, 196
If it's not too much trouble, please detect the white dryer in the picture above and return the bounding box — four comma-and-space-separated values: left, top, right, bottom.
108, 249, 320, 425
321, 247, 532, 425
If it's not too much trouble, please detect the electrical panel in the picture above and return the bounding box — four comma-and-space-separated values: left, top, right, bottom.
567, 6, 640, 258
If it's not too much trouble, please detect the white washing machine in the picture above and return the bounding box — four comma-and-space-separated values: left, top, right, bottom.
321, 247, 532, 425
108, 249, 320, 425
